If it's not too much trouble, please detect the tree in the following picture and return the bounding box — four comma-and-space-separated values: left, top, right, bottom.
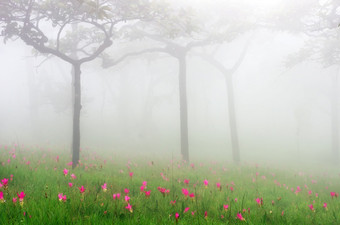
279, 0, 340, 163
194, 39, 251, 163
0, 0, 165, 168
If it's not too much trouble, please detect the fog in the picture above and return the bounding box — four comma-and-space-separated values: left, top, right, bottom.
0, 0, 338, 166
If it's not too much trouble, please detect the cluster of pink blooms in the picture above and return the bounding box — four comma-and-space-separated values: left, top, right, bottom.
157, 186, 170, 196
140, 181, 151, 198
181, 188, 195, 198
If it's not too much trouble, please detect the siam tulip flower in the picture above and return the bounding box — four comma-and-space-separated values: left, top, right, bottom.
101, 183, 107, 192
125, 203, 133, 213
63, 169, 68, 176
184, 207, 190, 213
175, 212, 179, 221
189, 193, 195, 199
223, 204, 229, 211
308, 204, 314, 211
330, 192, 337, 198
17, 192, 26, 206
71, 174, 76, 179
184, 179, 190, 185
0, 191, 4, 203
230, 186, 234, 192
315, 193, 319, 198
78, 186, 86, 194
124, 195, 130, 202
204, 211, 208, 219
10, 174, 13, 181
256, 198, 263, 206
203, 179, 209, 188
216, 182, 221, 190
68, 182, 73, 188
124, 189, 129, 194
113, 193, 121, 200
0, 183, 2, 189
323, 202, 328, 210
67, 161, 73, 166
142, 181, 147, 187
140, 185, 145, 192
182, 188, 189, 197
12, 197, 17, 204
58, 193, 67, 202
281, 211, 284, 216
144, 190, 151, 198
170, 200, 176, 205
236, 213, 245, 221
1, 178, 8, 187
129, 172, 133, 178
235, 198, 238, 202
308, 190, 312, 196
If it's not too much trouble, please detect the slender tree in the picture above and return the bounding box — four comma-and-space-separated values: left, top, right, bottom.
0, 0, 166, 168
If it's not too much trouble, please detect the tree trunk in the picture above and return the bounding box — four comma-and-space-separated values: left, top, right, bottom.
225, 75, 240, 163
178, 55, 189, 162
331, 73, 339, 164
72, 63, 81, 168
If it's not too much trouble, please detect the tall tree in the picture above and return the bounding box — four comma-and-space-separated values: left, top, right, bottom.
279, 0, 340, 163
0, 0, 165, 168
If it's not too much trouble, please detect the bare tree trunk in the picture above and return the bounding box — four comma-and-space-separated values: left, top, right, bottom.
331, 73, 339, 164
178, 55, 189, 162
72, 63, 81, 168
225, 75, 240, 163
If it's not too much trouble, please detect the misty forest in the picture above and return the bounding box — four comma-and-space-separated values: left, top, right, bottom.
1, 0, 340, 224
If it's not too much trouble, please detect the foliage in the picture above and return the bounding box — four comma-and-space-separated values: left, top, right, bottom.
1, 144, 340, 224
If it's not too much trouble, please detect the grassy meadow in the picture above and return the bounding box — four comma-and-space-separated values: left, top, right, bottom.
0, 144, 340, 224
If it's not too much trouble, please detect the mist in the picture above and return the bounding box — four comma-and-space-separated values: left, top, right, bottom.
0, 0, 338, 168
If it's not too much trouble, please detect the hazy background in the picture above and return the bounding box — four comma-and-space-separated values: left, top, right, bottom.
0, 0, 338, 165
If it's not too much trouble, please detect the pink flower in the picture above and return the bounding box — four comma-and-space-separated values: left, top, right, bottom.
170, 200, 176, 205
140, 185, 145, 192
113, 193, 121, 200
235, 198, 238, 202
1, 178, 8, 187
330, 192, 337, 198
129, 172, 133, 178
12, 197, 17, 204
78, 186, 86, 194
189, 193, 195, 198
142, 181, 147, 187
63, 169, 68, 176
182, 188, 189, 196
144, 190, 151, 198
124, 195, 130, 202
236, 213, 245, 221
0, 191, 4, 203
184, 179, 190, 185
204, 211, 208, 219
230, 186, 234, 192
101, 183, 107, 192
124, 189, 129, 194
71, 174, 76, 179
203, 179, 209, 187
323, 202, 327, 209
175, 212, 179, 220
308, 190, 312, 195
308, 204, 314, 211
68, 182, 73, 188
58, 193, 67, 202
184, 207, 190, 213
125, 203, 133, 213
216, 182, 221, 189
223, 204, 229, 211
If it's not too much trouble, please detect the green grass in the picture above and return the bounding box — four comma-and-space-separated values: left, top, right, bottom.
0, 145, 340, 224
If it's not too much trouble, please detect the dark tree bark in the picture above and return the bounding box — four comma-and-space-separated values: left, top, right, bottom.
72, 63, 81, 168
178, 55, 189, 162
